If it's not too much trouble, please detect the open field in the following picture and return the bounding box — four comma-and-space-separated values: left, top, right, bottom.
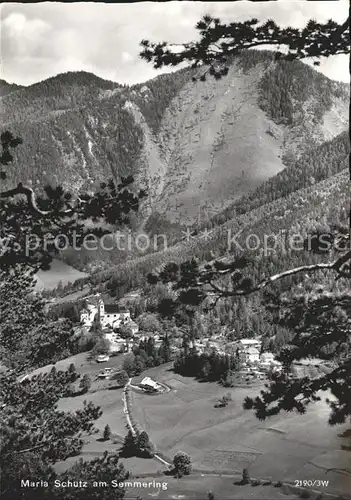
34, 258, 88, 291
27, 351, 127, 378
123, 474, 307, 500
44, 355, 163, 476
28, 357, 351, 498
49, 287, 90, 305
55, 383, 163, 476
131, 364, 351, 498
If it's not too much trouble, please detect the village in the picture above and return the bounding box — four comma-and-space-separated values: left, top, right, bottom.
80, 294, 283, 392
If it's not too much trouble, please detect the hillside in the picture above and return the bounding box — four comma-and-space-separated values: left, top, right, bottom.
59, 105, 349, 272
2, 52, 349, 227
207, 130, 350, 228
78, 167, 349, 303
0, 79, 25, 97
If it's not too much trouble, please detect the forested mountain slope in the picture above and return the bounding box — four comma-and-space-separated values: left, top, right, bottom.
208, 130, 350, 228
83, 167, 349, 302
2, 51, 349, 226
0, 79, 24, 97
59, 127, 349, 273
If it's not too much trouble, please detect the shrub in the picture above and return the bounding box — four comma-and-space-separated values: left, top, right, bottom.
68, 363, 76, 373
274, 481, 283, 487
300, 491, 311, 499
111, 370, 129, 387
137, 431, 155, 458
173, 451, 192, 477
79, 374, 91, 394
251, 479, 261, 486
91, 337, 110, 357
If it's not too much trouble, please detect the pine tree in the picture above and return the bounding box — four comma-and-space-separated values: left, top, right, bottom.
121, 430, 137, 458
103, 424, 111, 441
68, 363, 76, 374
79, 374, 91, 394
140, 16, 349, 79
242, 468, 250, 485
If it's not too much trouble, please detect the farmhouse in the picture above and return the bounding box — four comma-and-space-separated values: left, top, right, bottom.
139, 376, 162, 393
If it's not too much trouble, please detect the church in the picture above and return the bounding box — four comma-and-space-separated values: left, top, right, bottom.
80, 293, 131, 329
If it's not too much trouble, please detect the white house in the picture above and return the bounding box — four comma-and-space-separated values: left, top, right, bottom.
259, 352, 283, 372
260, 352, 275, 364
105, 333, 126, 351
139, 377, 162, 392
240, 347, 260, 364
237, 339, 262, 350
100, 302, 131, 329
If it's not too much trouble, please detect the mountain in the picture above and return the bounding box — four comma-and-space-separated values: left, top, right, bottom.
0, 79, 25, 97
1, 52, 349, 228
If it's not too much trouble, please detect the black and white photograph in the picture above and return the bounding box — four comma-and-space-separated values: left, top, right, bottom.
0, 1, 350, 499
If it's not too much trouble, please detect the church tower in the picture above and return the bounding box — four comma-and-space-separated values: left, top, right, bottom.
98, 297, 105, 318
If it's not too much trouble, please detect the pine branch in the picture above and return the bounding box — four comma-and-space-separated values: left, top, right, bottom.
1, 440, 54, 457
0, 183, 76, 217
206, 251, 351, 298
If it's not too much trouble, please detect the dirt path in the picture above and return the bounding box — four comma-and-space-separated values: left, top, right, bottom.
122, 379, 173, 469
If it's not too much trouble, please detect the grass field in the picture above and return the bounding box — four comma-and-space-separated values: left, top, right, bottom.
28, 351, 128, 378
130, 364, 351, 498
34, 258, 88, 290
41, 353, 163, 476
124, 474, 301, 500
30, 356, 351, 499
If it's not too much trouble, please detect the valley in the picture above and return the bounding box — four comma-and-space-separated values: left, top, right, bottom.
1, 37, 350, 500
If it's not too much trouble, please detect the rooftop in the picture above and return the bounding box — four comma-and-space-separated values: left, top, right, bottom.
140, 376, 161, 389
261, 351, 274, 358
239, 339, 261, 345
245, 347, 260, 355
104, 304, 130, 314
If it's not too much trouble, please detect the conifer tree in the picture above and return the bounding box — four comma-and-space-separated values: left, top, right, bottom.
103, 424, 111, 441
140, 14, 349, 80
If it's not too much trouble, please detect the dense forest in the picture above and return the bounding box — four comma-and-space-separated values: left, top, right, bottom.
208, 131, 350, 227
1, 13, 350, 500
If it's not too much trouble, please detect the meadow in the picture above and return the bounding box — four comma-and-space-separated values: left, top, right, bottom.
34, 258, 88, 291
131, 364, 351, 498
30, 356, 350, 499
